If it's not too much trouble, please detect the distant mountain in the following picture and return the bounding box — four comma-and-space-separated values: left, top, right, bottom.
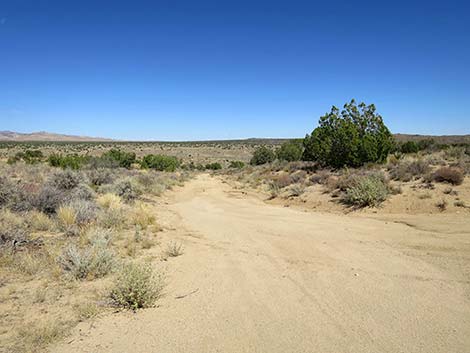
0, 131, 113, 142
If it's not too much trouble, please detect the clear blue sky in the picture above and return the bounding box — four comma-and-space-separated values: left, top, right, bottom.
1, 0, 469, 140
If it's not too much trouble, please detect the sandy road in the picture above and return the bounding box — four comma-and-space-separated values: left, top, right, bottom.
53, 174, 470, 353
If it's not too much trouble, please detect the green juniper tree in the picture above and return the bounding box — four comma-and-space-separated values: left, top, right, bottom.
303, 99, 394, 168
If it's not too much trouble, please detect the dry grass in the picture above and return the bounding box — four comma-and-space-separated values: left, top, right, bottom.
164, 241, 184, 257
129, 202, 156, 230
14, 320, 66, 353
57, 206, 77, 232
26, 210, 56, 232
97, 193, 123, 210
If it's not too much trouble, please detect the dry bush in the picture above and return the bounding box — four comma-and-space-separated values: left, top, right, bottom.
164, 241, 184, 257
0, 209, 29, 247
267, 182, 280, 199
12, 250, 45, 276
97, 193, 123, 210
436, 199, 448, 211
272, 173, 294, 188
114, 178, 142, 203
35, 184, 64, 215
57, 242, 115, 280
444, 146, 465, 160
342, 174, 389, 207
288, 183, 306, 197
129, 202, 156, 230
87, 168, 114, 186
432, 167, 464, 185
48, 169, 85, 191
15, 320, 64, 352
454, 200, 467, 208
56, 205, 78, 236
86, 227, 114, 248
98, 207, 126, 229
74, 302, 100, 321
109, 262, 164, 310
389, 159, 431, 181
67, 199, 99, 226
309, 170, 331, 185
26, 210, 55, 232
289, 170, 307, 184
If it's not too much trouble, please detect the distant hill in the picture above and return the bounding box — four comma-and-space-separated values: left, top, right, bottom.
394, 134, 470, 145
0, 131, 113, 142
0, 130, 469, 144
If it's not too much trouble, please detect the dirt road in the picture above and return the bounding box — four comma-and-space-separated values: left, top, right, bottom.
53, 174, 470, 353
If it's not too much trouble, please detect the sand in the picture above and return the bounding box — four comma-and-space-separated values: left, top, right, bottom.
52, 174, 470, 353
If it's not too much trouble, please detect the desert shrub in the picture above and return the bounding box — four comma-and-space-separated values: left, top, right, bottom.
389, 159, 431, 181
288, 183, 305, 197
417, 139, 435, 151
342, 174, 389, 207
26, 210, 55, 232
98, 207, 126, 229
141, 154, 180, 172
229, 160, 245, 169
16, 320, 64, 352
58, 242, 115, 280
164, 241, 184, 257
0, 175, 16, 208
276, 140, 303, 162
205, 162, 222, 170
10, 149, 44, 164
289, 170, 307, 183
68, 183, 95, 202
435, 199, 448, 211
328, 169, 378, 192
67, 199, 99, 226
250, 146, 276, 165
57, 244, 90, 279
48, 169, 85, 191
48, 153, 89, 169
87, 168, 114, 186
86, 227, 114, 247
444, 146, 465, 160
303, 99, 394, 168
432, 167, 464, 185
0, 209, 29, 247
87, 155, 120, 169
129, 202, 155, 229
101, 149, 136, 169
35, 185, 64, 214
400, 141, 419, 154
109, 262, 164, 310
114, 179, 141, 202
135, 173, 157, 192
272, 173, 294, 188
0, 176, 35, 211
97, 193, 123, 210
56, 205, 78, 235
309, 170, 331, 185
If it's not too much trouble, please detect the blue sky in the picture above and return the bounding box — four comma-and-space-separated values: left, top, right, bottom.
0, 0, 469, 140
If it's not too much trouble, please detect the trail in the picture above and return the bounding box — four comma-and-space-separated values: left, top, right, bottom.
53, 174, 470, 353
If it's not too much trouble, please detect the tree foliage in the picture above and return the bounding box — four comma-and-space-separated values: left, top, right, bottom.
276, 140, 303, 162
303, 100, 394, 168
141, 154, 180, 171
102, 149, 136, 169
400, 141, 419, 154
250, 146, 275, 165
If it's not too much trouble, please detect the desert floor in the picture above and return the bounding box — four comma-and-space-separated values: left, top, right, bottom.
52, 174, 470, 353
